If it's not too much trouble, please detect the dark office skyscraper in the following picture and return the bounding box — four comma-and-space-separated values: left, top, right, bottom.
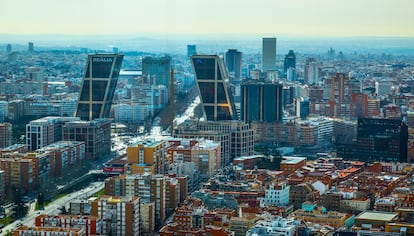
142, 55, 171, 87
262, 37, 276, 72
28, 42, 34, 52
187, 44, 197, 57
75, 53, 124, 121
300, 100, 310, 119
283, 50, 296, 77
356, 118, 408, 163
6, 44, 12, 53
225, 49, 242, 79
241, 81, 283, 123
191, 55, 237, 121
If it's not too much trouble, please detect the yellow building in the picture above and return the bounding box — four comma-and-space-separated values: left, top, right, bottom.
395, 208, 414, 223
354, 211, 399, 229
191, 141, 220, 177
290, 202, 353, 228
385, 222, 414, 234
385, 222, 414, 235
340, 198, 370, 212
140, 202, 155, 235
230, 213, 259, 236
126, 141, 166, 175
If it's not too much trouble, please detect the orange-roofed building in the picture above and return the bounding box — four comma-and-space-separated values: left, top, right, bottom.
14, 226, 85, 236
280, 156, 306, 176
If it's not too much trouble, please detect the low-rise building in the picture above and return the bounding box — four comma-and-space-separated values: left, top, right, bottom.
340, 198, 370, 213
354, 211, 399, 230
289, 183, 316, 210
69, 200, 90, 216
233, 155, 262, 170
159, 198, 234, 236
35, 214, 102, 236
231, 213, 260, 236
13, 226, 86, 236
290, 202, 354, 228
246, 216, 297, 236
280, 156, 306, 176
385, 222, 414, 234
261, 183, 290, 207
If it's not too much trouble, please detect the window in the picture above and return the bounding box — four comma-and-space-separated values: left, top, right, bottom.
80, 80, 90, 101
92, 57, 113, 78
92, 80, 108, 101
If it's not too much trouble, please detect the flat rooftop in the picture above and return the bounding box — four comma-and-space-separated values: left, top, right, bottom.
356, 211, 398, 222
281, 156, 306, 164
233, 155, 264, 161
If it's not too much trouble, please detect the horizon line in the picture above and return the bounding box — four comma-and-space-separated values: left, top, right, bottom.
1, 33, 414, 39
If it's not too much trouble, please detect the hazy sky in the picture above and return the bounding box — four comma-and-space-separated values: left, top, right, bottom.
1, 0, 414, 37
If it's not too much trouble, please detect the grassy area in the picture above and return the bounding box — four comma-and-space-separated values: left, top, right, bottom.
0, 216, 12, 225
93, 188, 105, 198
34, 192, 68, 211
35, 200, 51, 211
55, 193, 68, 200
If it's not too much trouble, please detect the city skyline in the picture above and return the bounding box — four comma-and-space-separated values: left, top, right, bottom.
1, 0, 414, 37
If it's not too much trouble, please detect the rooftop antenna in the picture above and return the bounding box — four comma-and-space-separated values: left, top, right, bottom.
170, 68, 174, 136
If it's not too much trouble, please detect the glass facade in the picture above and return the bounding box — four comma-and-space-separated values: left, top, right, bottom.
356, 118, 408, 162
92, 80, 108, 101
198, 82, 215, 103
79, 81, 90, 101
192, 55, 237, 121
244, 84, 260, 122
283, 50, 296, 76
241, 82, 283, 123
204, 106, 215, 121
77, 104, 90, 121
142, 56, 171, 86
225, 49, 242, 78
91, 57, 114, 78
193, 58, 215, 80
62, 119, 111, 160
216, 83, 227, 103
262, 37, 276, 71
217, 106, 232, 120
300, 100, 310, 119
75, 54, 124, 121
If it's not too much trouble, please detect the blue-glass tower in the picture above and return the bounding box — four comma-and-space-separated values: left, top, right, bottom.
241, 81, 283, 123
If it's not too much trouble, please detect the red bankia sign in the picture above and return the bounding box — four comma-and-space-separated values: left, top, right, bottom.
103, 167, 124, 173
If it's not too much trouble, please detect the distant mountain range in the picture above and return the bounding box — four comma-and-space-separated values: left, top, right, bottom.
1, 34, 413, 55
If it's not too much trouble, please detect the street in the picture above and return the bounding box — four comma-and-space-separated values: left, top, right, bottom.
1, 181, 104, 235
